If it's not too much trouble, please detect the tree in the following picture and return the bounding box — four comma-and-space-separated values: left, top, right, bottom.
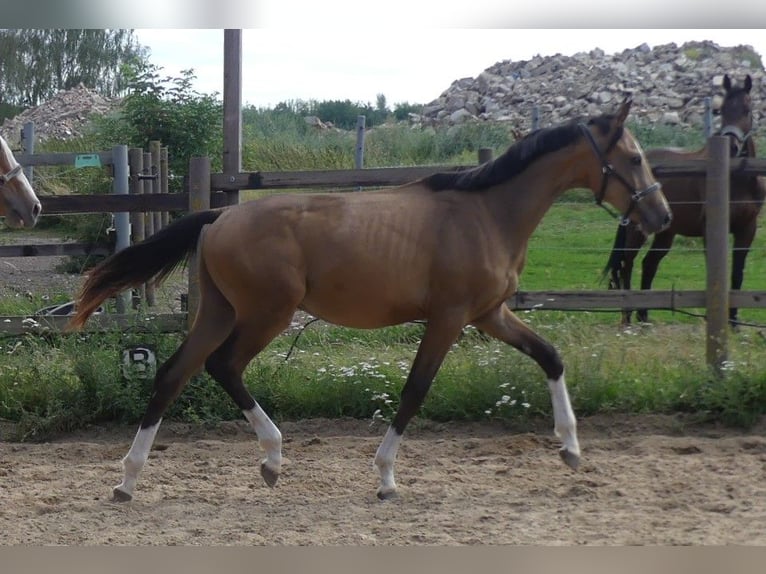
0, 29, 145, 107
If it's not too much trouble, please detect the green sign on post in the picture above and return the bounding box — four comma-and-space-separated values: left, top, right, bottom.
74, 154, 102, 169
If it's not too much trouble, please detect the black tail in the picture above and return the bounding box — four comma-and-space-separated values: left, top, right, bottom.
67, 209, 223, 329
602, 223, 628, 289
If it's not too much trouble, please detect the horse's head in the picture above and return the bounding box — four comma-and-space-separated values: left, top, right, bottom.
580, 97, 672, 234
718, 74, 754, 158
0, 135, 41, 228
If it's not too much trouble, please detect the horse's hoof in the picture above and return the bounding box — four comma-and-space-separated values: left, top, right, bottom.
376, 488, 400, 501
112, 487, 133, 502
260, 461, 280, 488
559, 448, 580, 471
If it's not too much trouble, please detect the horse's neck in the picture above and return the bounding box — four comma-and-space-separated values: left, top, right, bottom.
484, 153, 587, 239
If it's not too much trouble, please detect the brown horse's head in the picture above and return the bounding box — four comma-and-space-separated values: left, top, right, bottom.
581, 97, 672, 234
719, 74, 754, 158
0, 135, 41, 228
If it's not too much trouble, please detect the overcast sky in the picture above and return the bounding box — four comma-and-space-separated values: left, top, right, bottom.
132, 29, 766, 109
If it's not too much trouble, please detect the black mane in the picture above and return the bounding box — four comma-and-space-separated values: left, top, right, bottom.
425, 114, 615, 192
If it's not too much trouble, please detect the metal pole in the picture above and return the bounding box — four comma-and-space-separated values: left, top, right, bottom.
21, 122, 34, 184
129, 148, 146, 308
705, 135, 730, 372
112, 145, 131, 314
150, 141, 162, 233
160, 147, 170, 228
355, 115, 366, 191
355, 115, 366, 169
704, 97, 713, 139
531, 106, 540, 131
143, 151, 156, 307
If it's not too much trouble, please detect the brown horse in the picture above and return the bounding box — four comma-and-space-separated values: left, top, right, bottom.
68, 98, 671, 502
606, 74, 765, 325
0, 134, 41, 228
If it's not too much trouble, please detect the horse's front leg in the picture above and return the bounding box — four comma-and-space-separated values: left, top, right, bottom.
373, 316, 465, 500
473, 303, 580, 469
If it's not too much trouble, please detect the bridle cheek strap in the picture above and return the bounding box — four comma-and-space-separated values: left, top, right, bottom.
0, 164, 23, 185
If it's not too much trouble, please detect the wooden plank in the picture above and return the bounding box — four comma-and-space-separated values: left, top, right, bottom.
0, 291, 764, 336
207, 158, 766, 192
0, 313, 187, 336
0, 243, 110, 258
653, 157, 766, 178
508, 290, 765, 311
38, 192, 229, 215
16, 151, 114, 167
209, 165, 473, 191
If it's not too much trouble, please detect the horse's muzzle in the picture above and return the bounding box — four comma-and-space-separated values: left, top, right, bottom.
635, 182, 672, 234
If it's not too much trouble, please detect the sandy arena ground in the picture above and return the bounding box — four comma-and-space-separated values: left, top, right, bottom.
2, 414, 766, 545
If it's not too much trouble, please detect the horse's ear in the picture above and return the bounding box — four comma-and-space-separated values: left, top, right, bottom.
744, 74, 752, 93
723, 74, 732, 92
615, 95, 633, 126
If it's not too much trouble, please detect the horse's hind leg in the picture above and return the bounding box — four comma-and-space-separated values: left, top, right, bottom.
114, 318, 235, 501
205, 304, 301, 489
637, 231, 675, 323
473, 303, 579, 469
113, 258, 236, 502
730, 225, 756, 325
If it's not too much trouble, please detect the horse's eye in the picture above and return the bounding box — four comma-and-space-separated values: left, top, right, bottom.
631, 156, 642, 166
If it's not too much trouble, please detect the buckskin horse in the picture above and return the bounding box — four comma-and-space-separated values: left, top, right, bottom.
606, 74, 764, 325
68, 98, 671, 502
0, 133, 41, 228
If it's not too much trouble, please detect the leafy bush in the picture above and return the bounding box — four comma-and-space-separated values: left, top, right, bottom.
89, 63, 223, 190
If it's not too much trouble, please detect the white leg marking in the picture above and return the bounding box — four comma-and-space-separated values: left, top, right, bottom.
243, 404, 282, 475
547, 373, 580, 458
373, 426, 402, 498
114, 421, 162, 499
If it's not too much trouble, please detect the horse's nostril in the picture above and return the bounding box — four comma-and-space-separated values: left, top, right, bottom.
664, 213, 672, 225
32, 202, 42, 219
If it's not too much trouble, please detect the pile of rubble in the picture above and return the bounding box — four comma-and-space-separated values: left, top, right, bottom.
415, 40, 765, 132
0, 84, 121, 148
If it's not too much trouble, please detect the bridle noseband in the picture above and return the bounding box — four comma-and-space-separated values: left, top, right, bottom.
578, 122, 662, 226
0, 164, 23, 186
719, 123, 753, 158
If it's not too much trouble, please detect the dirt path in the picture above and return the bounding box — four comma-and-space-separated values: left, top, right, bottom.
2, 414, 765, 545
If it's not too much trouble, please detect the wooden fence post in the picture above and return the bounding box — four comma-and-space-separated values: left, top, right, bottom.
128, 148, 146, 307
143, 151, 156, 307
223, 29, 242, 207
187, 156, 211, 329
705, 136, 730, 372
478, 148, 493, 164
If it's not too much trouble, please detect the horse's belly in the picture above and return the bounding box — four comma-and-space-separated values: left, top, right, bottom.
298, 294, 422, 329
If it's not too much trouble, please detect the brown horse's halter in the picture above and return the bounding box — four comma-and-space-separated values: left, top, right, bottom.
579, 122, 662, 226
0, 164, 23, 186
719, 124, 753, 158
